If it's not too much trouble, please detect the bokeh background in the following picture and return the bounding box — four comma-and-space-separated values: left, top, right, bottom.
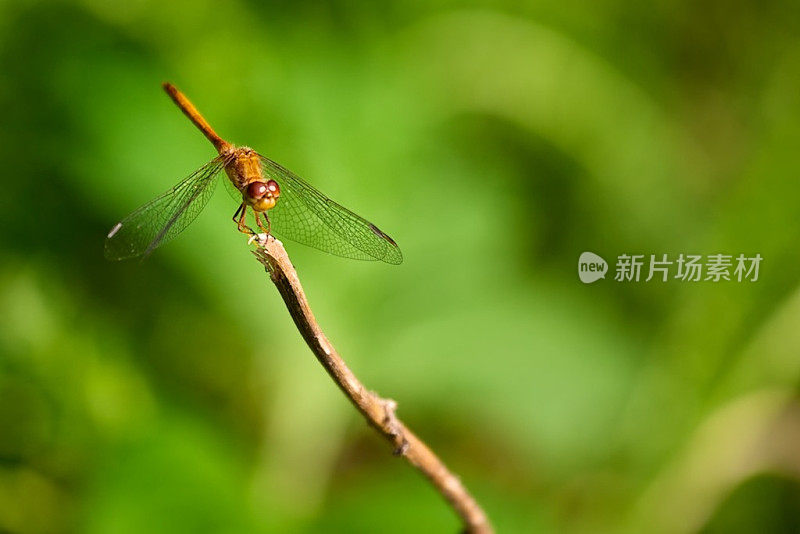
2, 0, 800, 532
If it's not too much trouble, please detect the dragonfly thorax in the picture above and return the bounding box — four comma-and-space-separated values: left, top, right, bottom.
223, 147, 280, 212
224, 147, 263, 188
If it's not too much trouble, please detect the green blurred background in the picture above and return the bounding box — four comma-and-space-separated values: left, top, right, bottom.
2, 0, 800, 532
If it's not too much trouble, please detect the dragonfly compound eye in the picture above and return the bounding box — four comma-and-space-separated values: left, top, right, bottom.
247, 181, 268, 200
266, 179, 280, 198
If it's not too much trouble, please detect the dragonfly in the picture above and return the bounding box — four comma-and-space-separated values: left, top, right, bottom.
105, 83, 402, 265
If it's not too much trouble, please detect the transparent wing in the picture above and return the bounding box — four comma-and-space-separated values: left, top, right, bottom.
259, 155, 403, 264
223, 170, 243, 202
104, 155, 230, 260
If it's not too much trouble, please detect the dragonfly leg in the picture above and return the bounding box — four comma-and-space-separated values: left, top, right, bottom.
232, 203, 243, 223
233, 203, 255, 234
256, 212, 272, 235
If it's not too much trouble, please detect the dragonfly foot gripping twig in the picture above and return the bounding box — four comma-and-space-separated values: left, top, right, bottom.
251, 234, 493, 534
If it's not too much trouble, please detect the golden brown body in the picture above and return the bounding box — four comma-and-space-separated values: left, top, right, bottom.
223, 147, 280, 236
164, 83, 281, 234
223, 147, 277, 210
223, 147, 261, 192
221, 146, 280, 233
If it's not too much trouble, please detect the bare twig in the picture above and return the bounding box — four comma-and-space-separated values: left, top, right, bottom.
251, 235, 493, 534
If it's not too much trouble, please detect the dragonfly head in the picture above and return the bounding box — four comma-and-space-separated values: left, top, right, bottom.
245, 179, 281, 211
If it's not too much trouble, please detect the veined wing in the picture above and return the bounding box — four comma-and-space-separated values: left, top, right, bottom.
105, 154, 231, 260
259, 154, 403, 265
